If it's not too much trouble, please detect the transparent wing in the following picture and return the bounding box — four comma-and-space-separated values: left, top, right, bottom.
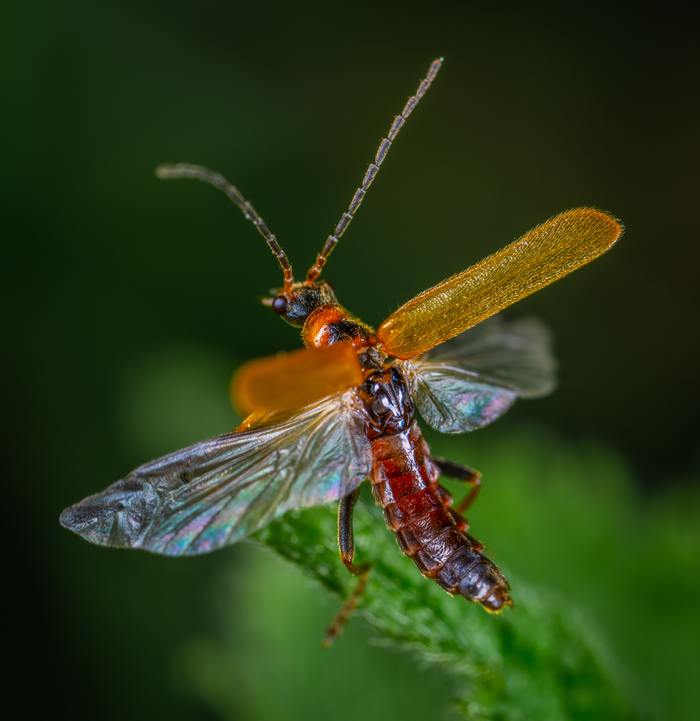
419, 316, 556, 397
59, 391, 371, 556
402, 316, 556, 433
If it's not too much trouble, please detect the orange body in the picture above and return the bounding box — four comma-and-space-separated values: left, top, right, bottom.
302, 304, 375, 349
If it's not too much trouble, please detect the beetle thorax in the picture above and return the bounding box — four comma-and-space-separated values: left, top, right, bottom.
359, 366, 414, 439
302, 304, 374, 348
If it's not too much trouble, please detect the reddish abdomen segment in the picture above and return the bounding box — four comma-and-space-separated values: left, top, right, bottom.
370, 421, 512, 611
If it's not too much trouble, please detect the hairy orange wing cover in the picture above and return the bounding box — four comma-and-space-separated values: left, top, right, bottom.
377, 208, 622, 359
231, 343, 363, 416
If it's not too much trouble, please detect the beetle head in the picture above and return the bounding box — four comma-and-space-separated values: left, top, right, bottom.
263, 280, 337, 327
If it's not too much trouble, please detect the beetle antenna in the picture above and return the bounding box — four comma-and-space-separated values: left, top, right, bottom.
155, 163, 294, 289
306, 57, 443, 283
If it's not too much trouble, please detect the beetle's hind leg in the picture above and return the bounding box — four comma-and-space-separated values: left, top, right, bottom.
433, 458, 485, 551
433, 457, 482, 514
323, 487, 371, 648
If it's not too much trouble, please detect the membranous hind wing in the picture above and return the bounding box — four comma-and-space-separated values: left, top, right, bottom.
60, 391, 371, 556
402, 316, 556, 433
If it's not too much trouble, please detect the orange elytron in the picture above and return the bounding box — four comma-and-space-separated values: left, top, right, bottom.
60, 59, 622, 644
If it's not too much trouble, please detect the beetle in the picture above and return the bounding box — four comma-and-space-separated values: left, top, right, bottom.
60, 58, 622, 644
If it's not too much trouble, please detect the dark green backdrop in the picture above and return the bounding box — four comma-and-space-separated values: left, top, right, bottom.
7, 3, 698, 720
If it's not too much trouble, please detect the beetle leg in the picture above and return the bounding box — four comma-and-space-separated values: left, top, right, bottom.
323, 488, 371, 648
435, 480, 485, 551
448, 504, 469, 532
434, 484, 468, 531
433, 457, 482, 515
337, 487, 367, 575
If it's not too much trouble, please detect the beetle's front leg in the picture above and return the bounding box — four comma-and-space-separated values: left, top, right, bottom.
323, 487, 371, 647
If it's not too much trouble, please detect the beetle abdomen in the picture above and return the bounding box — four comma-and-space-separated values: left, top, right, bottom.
369, 421, 512, 611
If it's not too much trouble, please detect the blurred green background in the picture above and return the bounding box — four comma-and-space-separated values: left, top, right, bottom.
6, 2, 699, 720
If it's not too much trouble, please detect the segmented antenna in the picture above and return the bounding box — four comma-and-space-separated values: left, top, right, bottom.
155, 163, 294, 289
306, 57, 443, 283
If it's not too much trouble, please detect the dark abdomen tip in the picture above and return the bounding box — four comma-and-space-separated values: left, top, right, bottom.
457, 560, 512, 612
438, 551, 512, 612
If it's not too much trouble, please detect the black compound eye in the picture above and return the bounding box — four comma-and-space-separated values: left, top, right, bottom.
271, 295, 288, 314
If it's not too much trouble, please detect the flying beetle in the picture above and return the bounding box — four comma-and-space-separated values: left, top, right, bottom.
60, 58, 622, 644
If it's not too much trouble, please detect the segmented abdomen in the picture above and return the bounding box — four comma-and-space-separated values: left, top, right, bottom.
370, 420, 511, 611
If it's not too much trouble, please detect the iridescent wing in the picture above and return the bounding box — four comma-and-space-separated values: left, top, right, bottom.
378, 208, 622, 359
59, 391, 371, 556
401, 316, 556, 433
